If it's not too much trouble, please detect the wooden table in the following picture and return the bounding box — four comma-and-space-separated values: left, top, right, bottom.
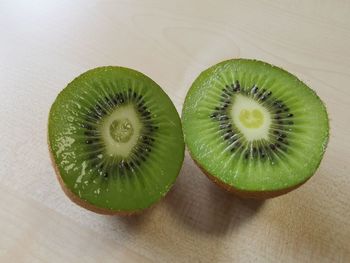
1, 1, 349, 262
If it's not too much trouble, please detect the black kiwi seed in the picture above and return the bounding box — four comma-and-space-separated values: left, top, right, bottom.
144, 113, 152, 118
85, 130, 98, 136
219, 124, 230, 129
210, 112, 219, 118
80, 90, 159, 178
112, 96, 119, 105
142, 110, 151, 116
86, 111, 99, 120
142, 139, 151, 145
137, 101, 145, 108
219, 116, 229, 121
224, 134, 231, 140
228, 137, 238, 145
124, 162, 131, 171
260, 149, 266, 158
118, 162, 124, 170
225, 127, 233, 133
252, 147, 258, 157
234, 81, 241, 92
226, 131, 235, 139
210, 80, 295, 162
135, 160, 141, 166
97, 105, 107, 115
222, 88, 231, 95
251, 86, 258, 94
129, 162, 136, 169
273, 100, 285, 108
257, 89, 266, 98
283, 141, 289, 146
81, 123, 93, 130
104, 96, 114, 107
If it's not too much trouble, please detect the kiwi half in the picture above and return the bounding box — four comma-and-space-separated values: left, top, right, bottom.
182, 59, 329, 198
48, 67, 184, 214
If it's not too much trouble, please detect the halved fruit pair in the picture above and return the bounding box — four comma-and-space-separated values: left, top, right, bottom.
48, 59, 329, 214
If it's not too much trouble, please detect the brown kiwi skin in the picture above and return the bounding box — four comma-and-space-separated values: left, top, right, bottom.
190, 153, 309, 199
48, 148, 145, 216
47, 124, 154, 215
47, 96, 184, 216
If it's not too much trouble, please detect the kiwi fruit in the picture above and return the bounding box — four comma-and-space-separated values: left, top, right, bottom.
48, 67, 184, 215
182, 59, 329, 198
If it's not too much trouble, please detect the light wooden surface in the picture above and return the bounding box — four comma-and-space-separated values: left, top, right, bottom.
1, 0, 349, 262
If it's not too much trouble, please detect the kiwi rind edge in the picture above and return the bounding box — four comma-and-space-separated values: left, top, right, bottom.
48, 133, 148, 215
192, 155, 309, 199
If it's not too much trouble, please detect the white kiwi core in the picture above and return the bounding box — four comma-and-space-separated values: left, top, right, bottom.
231, 94, 271, 141
100, 104, 143, 158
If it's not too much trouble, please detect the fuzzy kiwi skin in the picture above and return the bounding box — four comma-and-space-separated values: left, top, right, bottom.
47, 113, 173, 216
46, 78, 141, 215
48, 133, 178, 215
48, 134, 146, 215
192, 156, 309, 199
48, 66, 185, 215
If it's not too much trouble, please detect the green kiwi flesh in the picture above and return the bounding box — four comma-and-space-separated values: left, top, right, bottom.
48, 67, 184, 213
182, 59, 329, 198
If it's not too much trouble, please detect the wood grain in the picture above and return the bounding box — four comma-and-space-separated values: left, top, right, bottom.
0, 0, 349, 262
